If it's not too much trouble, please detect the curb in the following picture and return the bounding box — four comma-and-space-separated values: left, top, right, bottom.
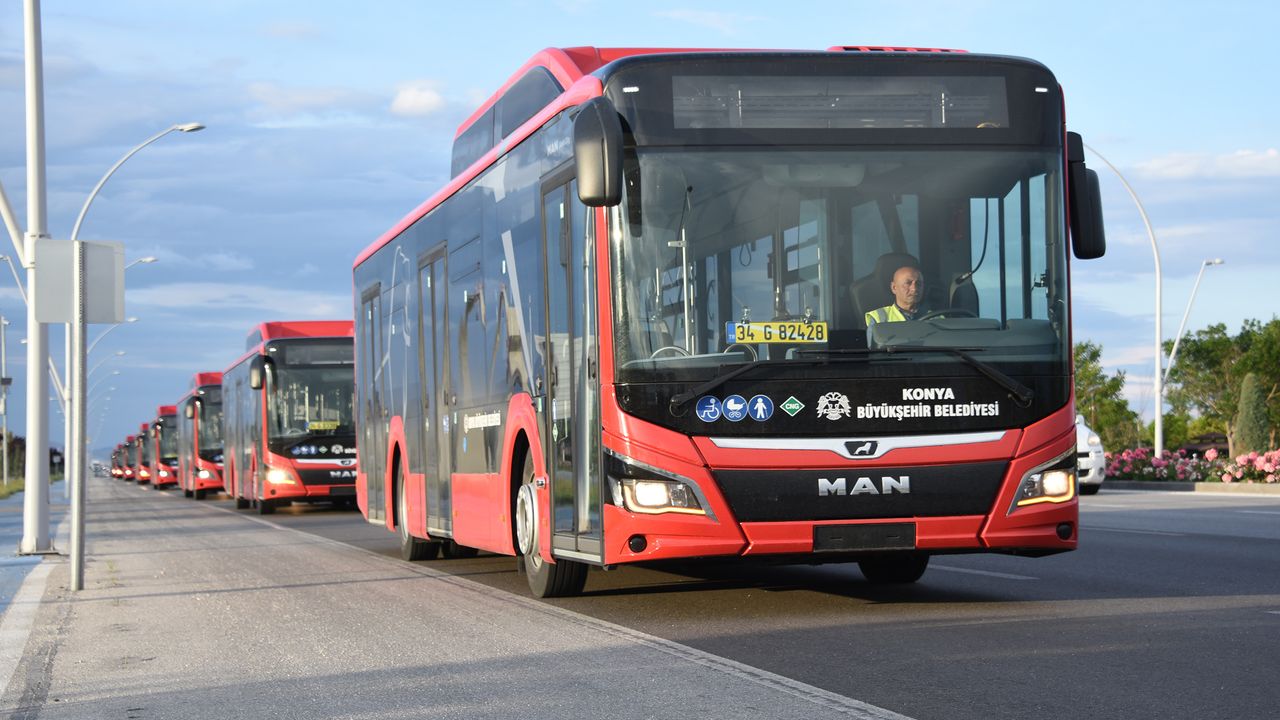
1103, 480, 1280, 495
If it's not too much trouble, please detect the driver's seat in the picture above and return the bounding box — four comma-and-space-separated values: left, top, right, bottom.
851, 252, 920, 327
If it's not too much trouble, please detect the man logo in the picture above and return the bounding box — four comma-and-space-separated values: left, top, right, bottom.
846, 440, 878, 457
817, 476, 910, 496
329, 470, 356, 480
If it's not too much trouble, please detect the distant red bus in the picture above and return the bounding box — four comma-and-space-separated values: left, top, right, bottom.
150, 405, 180, 489
177, 371, 225, 499
110, 443, 127, 479
132, 424, 153, 485
119, 437, 136, 480
222, 321, 357, 514
352, 46, 1107, 597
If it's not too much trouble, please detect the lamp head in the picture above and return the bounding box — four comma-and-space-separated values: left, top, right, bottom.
125, 317, 139, 323
174, 123, 205, 133
1208, 258, 1224, 266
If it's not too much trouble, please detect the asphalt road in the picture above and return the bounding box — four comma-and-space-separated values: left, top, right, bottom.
187, 487, 1280, 720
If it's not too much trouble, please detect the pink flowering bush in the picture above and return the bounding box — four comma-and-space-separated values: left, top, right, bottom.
1218, 450, 1280, 484
1106, 446, 1280, 482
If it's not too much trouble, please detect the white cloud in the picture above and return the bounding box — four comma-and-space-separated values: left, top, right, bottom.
1135, 148, 1280, 180
390, 80, 446, 117
653, 10, 764, 35
127, 282, 348, 318
196, 252, 254, 272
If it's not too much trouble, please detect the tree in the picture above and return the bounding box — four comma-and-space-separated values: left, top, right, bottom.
1235, 373, 1269, 454
1165, 318, 1280, 455
1074, 341, 1143, 449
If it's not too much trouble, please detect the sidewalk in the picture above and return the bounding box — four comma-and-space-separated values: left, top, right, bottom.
0, 475, 907, 720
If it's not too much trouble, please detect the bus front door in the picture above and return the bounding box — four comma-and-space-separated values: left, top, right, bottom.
541, 179, 602, 563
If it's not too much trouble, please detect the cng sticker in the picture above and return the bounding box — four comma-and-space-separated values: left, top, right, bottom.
780, 396, 805, 417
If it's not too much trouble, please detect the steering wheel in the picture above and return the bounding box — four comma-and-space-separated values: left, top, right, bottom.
650, 345, 692, 359
723, 343, 758, 361
917, 308, 978, 321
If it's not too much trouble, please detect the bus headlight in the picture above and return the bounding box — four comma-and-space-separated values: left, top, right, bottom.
606, 450, 708, 517
158, 469, 170, 478
1010, 451, 1076, 511
197, 469, 213, 480
265, 467, 297, 485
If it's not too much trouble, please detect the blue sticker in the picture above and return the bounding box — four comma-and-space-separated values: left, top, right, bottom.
695, 396, 722, 422
748, 395, 774, 421
723, 394, 748, 422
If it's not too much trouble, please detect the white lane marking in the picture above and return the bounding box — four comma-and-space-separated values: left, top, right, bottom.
931, 565, 1037, 581
1083, 503, 1130, 509
1084, 526, 1185, 537
186, 490, 916, 719
0, 561, 54, 701
1268, 611, 1280, 615
1238, 511, 1280, 516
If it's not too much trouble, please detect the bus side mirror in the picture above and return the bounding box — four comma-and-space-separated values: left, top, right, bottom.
249, 356, 265, 390
1067, 132, 1106, 260
574, 96, 624, 207
185, 399, 196, 419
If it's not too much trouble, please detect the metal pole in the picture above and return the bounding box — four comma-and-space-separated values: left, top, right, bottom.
2, 317, 9, 491
20, 0, 52, 555
1164, 259, 1224, 385
1084, 143, 1164, 458
71, 235, 86, 589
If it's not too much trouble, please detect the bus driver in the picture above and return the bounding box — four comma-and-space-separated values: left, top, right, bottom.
865, 264, 929, 326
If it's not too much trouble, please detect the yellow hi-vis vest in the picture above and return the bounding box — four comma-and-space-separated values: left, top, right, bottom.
865, 304, 909, 327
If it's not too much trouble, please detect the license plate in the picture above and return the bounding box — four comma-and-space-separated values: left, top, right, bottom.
726, 321, 828, 344
813, 523, 916, 552
329, 486, 356, 496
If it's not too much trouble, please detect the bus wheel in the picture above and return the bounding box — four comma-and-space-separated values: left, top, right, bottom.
858, 553, 929, 584
397, 465, 440, 561
194, 489, 206, 500
440, 539, 478, 559
515, 454, 586, 598
235, 496, 250, 509
257, 499, 276, 515
183, 489, 193, 498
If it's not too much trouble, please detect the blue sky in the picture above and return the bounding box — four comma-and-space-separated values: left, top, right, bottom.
1, 1, 1277, 451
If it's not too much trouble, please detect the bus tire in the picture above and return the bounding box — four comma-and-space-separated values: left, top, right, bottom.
858, 553, 929, 584
515, 454, 586, 598
194, 489, 206, 500
397, 463, 440, 562
257, 499, 276, 515
183, 489, 193, 498
235, 496, 250, 509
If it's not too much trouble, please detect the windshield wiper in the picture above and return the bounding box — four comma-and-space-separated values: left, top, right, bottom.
796, 346, 1034, 407
667, 354, 893, 413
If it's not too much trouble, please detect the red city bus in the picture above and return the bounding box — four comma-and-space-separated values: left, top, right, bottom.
133, 424, 153, 485
111, 443, 126, 479
177, 371, 225, 499
150, 405, 180, 489
352, 46, 1107, 597
119, 437, 136, 480
222, 321, 357, 515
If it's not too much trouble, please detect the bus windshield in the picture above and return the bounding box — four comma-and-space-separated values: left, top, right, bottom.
198, 387, 224, 460
158, 416, 179, 462
611, 146, 1068, 385
268, 365, 355, 439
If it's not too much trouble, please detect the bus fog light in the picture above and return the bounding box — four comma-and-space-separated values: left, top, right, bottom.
266, 467, 297, 485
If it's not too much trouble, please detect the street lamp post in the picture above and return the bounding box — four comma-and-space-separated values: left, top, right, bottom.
1165, 259, 1226, 384
1084, 142, 1166, 458
1, 317, 10, 490
67, 122, 203, 589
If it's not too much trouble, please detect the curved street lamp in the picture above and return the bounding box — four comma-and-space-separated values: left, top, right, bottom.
1083, 142, 1166, 458
65, 122, 204, 590
1164, 258, 1225, 384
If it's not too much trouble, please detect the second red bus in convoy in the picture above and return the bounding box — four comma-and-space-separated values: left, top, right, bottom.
177, 372, 225, 499
222, 321, 357, 514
